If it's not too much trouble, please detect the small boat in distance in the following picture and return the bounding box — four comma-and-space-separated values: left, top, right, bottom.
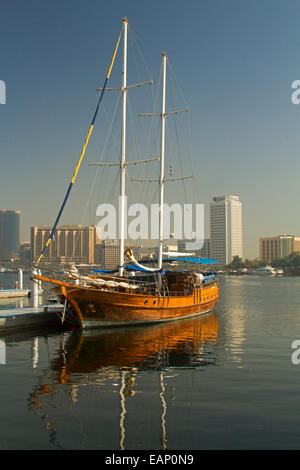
34, 18, 220, 329
254, 265, 276, 276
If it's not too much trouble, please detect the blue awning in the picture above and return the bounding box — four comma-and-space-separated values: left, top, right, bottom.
139, 257, 219, 265
92, 268, 119, 273
92, 257, 218, 275
124, 265, 166, 273
93, 266, 164, 274
163, 256, 219, 264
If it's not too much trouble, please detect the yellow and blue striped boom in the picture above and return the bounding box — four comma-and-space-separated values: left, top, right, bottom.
35, 29, 122, 266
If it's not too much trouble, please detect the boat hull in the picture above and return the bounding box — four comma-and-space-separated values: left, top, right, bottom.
81, 309, 215, 328
78, 298, 219, 329
35, 275, 219, 329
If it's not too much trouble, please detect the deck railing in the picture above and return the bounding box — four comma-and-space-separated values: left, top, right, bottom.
40, 266, 217, 297
64, 279, 217, 297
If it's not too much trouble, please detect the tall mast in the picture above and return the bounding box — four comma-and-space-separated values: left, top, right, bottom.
89, 18, 154, 276
158, 53, 167, 270
119, 17, 128, 276
130, 52, 191, 272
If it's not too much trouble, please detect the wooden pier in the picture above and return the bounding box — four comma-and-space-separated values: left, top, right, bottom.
0, 288, 31, 299
0, 268, 64, 334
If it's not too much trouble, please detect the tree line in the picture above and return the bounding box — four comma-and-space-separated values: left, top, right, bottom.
226, 253, 300, 270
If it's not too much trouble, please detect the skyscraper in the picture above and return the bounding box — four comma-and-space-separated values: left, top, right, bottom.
0, 210, 21, 261
209, 196, 243, 266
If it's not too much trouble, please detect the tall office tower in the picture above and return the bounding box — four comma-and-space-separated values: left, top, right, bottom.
31, 225, 97, 265
209, 196, 243, 266
0, 210, 21, 261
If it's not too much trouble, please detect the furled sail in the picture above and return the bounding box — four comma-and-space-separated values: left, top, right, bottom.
125, 249, 161, 272
66, 265, 139, 290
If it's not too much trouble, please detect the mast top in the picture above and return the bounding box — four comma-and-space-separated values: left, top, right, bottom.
162, 52, 167, 58
123, 17, 128, 24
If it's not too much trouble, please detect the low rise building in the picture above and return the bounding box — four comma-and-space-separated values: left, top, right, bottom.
31, 225, 98, 265
259, 234, 300, 261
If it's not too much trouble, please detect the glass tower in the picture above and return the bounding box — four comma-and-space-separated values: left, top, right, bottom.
209, 196, 243, 266
0, 210, 21, 261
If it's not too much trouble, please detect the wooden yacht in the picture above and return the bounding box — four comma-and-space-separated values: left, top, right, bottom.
34, 18, 219, 329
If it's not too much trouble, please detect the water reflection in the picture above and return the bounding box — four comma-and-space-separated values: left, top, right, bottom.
52, 313, 220, 377
218, 278, 247, 364
27, 313, 219, 449
0, 297, 30, 308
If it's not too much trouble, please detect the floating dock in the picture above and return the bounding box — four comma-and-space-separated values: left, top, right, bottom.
0, 269, 64, 333
0, 268, 42, 299
0, 303, 64, 333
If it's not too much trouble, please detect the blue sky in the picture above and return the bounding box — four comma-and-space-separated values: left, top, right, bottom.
1, 0, 300, 258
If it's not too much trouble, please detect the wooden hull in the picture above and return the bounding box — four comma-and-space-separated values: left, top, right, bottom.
35, 275, 219, 329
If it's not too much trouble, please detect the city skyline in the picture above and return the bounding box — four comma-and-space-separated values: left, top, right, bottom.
1, 1, 300, 259
2, 210, 300, 265
2, 205, 300, 262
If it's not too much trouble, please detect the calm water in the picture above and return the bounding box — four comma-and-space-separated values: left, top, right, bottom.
1, 273, 300, 450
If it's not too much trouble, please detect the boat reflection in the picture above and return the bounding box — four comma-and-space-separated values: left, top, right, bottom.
52, 312, 220, 380
28, 313, 219, 449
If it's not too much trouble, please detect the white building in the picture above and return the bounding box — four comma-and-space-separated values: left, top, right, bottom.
209, 196, 243, 266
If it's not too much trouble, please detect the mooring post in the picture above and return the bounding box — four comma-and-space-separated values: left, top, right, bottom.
18, 269, 23, 290
32, 268, 39, 308
38, 270, 42, 291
